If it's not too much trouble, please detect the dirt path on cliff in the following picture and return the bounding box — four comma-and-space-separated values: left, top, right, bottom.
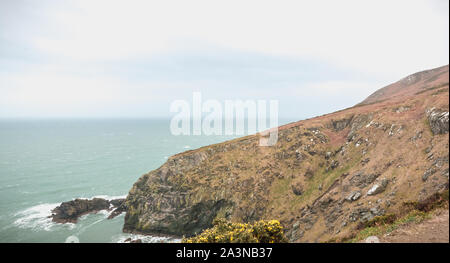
380, 209, 449, 243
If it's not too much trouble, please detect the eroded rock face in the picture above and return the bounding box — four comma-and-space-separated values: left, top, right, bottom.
51, 198, 126, 223
330, 116, 354, 131
347, 114, 372, 141
123, 148, 241, 237
124, 190, 233, 236
426, 108, 449, 135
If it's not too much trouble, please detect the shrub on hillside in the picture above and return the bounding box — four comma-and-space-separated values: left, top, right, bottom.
403, 190, 449, 212
182, 219, 287, 243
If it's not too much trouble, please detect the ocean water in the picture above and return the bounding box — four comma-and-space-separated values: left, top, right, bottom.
0, 119, 248, 243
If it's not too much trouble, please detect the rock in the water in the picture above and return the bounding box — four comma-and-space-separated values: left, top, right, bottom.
108, 198, 128, 219
51, 198, 126, 223
124, 238, 142, 243
367, 179, 389, 196
51, 198, 109, 223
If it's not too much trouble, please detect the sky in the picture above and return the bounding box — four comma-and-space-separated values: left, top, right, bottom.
0, 0, 448, 119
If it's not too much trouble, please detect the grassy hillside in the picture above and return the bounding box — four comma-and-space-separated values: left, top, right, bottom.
123, 65, 449, 242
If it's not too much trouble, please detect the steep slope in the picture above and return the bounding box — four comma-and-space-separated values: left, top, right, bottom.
358, 65, 448, 106
123, 65, 449, 242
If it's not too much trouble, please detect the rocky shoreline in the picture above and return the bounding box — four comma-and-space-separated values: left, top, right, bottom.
50, 197, 127, 224
49, 196, 181, 241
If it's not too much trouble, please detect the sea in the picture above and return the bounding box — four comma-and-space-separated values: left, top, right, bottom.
0, 118, 291, 243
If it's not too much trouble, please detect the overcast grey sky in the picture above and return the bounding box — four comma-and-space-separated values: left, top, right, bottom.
0, 0, 448, 119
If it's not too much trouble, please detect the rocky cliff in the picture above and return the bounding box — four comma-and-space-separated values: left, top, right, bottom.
123, 65, 449, 242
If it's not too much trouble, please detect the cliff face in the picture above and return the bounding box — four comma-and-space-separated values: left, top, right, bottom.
123, 65, 449, 242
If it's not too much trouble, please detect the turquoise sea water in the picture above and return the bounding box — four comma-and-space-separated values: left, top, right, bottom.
0, 119, 249, 243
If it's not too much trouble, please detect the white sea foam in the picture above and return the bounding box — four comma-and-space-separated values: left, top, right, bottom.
11, 195, 124, 232
89, 194, 127, 201
97, 209, 112, 216
75, 194, 127, 201
13, 203, 75, 231
90, 208, 115, 219
11, 194, 127, 236
111, 233, 180, 243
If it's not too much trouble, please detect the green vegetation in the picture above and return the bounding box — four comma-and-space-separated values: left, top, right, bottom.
357, 214, 397, 229
182, 219, 287, 243
403, 190, 449, 212
342, 190, 449, 243
348, 210, 432, 243
300, 148, 361, 202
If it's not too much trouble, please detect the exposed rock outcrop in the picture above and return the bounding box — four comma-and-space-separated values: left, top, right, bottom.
345, 191, 361, 202
426, 108, 449, 135
367, 179, 388, 196
123, 150, 240, 236
330, 116, 354, 131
